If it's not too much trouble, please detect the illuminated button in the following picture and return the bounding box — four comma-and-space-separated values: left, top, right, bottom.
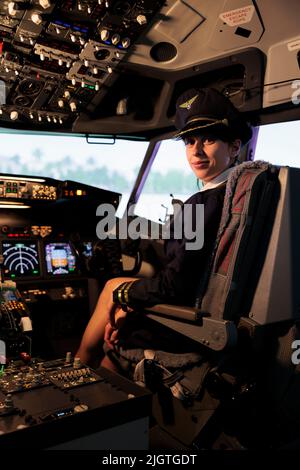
8, 2, 17, 16
100, 29, 109, 41
74, 404, 88, 413
136, 14, 147, 25
31, 12, 43, 25
39, 0, 51, 8
121, 37, 130, 49
10, 111, 18, 120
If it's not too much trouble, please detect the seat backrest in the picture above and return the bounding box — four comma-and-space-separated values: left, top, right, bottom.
248, 166, 300, 325
199, 160, 279, 322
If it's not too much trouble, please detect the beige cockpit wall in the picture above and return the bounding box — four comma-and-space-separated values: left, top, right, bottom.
128, 0, 300, 109
73, 0, 300, 136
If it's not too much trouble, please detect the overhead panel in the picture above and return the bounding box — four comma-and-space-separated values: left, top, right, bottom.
263, 36, 300, 108
154, 0, 205, 44
0, 0, 164, 132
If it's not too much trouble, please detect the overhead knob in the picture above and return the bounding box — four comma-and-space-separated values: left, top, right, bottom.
58, 99, 64, 108
111, 34, 120, 45
10, 111, 18, 120
8, 2, 17, 16
39, 0, 51, 8
121, 37, 130, 49
31, 12, 43, 25
100, 29, 109, 41
70, 101, 77, 112
136, 14, 147, 25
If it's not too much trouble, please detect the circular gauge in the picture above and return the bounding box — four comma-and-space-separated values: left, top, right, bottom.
2, 241, 40, 277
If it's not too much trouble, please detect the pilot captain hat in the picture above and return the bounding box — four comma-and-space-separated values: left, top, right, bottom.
174, 87, 252, 145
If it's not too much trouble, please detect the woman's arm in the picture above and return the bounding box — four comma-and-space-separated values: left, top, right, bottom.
75, 276, 138, 365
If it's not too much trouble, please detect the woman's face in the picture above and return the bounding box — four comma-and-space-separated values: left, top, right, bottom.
184, 134, 241, 183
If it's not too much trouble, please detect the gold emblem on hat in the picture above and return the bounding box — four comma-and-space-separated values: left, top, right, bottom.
179, 94, 198, 110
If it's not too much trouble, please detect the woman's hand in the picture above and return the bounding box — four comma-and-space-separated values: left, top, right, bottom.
104, 306, 128, 348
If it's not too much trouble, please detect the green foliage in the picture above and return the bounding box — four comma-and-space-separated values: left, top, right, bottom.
0, 152, 197, 194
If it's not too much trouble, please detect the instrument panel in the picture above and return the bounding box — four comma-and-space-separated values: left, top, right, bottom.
0, 0, 164, 132
0, 173, 121, 281
1, 239, 88, 280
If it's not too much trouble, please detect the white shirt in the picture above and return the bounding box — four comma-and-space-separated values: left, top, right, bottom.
200, 166, 236, 192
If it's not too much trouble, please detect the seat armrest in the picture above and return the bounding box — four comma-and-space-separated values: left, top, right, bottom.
145, 304, 237, 351
146, 304, 200, 321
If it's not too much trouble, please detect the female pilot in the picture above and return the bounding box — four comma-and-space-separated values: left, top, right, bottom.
76, 87, 252, 370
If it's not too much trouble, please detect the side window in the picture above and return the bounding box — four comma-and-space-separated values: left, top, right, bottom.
134, 139, 198, 223
255, 121, 300, 166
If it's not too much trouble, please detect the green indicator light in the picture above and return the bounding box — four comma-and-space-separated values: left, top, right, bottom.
33, 270, 39, 274
11, 274, 16, 278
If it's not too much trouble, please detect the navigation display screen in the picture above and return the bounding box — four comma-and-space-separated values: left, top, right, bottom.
2, 241, 40, 278
45, 242, 76, 275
